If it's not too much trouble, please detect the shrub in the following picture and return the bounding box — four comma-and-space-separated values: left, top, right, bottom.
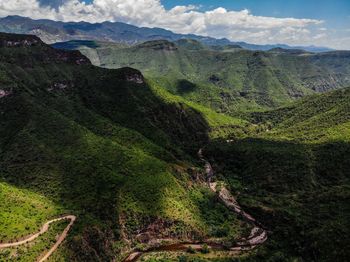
186, 246, 195, 254
200, 243, 210, 254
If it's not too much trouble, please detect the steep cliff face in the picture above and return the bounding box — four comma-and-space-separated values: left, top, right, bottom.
0, 33, 91, 66
118, 67, 145, 84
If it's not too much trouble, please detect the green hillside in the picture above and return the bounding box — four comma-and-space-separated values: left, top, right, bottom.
56, 40, 350, 115
252, 87, 350, 143
205, 88, 350, 261
0, 33, 250, 261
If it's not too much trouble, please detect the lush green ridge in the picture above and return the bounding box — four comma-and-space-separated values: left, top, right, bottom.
58, 40, 350, 116
252, 87, 350, 143
205, 88, 350, 261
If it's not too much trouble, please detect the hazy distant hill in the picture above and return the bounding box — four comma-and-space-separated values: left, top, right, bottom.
0, 15, 333, 52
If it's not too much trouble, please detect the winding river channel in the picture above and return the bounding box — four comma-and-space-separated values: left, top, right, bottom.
122, 149, 268, 262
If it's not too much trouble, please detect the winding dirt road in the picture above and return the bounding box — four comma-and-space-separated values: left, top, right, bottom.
122, 149, 267, 261
0, 215, 76, 261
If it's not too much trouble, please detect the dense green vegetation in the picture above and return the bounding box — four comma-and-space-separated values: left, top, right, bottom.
205, 88, 350, 261
0, 33, 250, 261
58, 39, 350, 116
252, 87, 350, 143
0, 32, 349, 262
0, 182, 63, 241
205, 139, 349, 261
0, 220, 69, 262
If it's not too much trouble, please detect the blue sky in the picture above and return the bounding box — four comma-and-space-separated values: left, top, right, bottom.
79, 0, 349, 29
1, 0, 349, 49
163, 0, 350, 29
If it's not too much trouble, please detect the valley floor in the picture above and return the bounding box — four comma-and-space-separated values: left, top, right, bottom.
122, 151, 268, 262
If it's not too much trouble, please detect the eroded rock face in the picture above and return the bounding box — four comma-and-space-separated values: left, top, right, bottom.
120, 68, 145, 84
53, 50, 91, 65
1, 39, 40, 47
126, 74, 144, 84
137, 40, 178, 51
47, 81, 74, 92
134, 217, 199, 244
119, 213, 200, 245
0, 34, 42, 48
0, 33, 91, 66
303, 74, 350, 93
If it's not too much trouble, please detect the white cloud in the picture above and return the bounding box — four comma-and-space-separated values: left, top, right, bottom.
313, 33, 327, 40
0, 0, 348, 49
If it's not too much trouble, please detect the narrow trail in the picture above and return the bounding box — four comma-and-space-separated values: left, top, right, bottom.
0, 215, 76, 261
122, 148, 267, 261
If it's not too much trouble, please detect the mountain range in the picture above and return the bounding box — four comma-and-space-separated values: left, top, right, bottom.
51, 39, 350, 116
0, 15, 333, 52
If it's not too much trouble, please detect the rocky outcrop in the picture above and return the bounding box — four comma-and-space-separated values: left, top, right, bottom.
0, 34, 42, 48
0, 89, 12, 98
304, 75, 347, 92
47, 81, 75, 92
119, 213, 199, 245
119, 67, 145, 84
0, 32, 47, 47
135, 218, 181, 243
1, 39, 40, 47
126, 74, 144, 84
137, 40, 178, 51
0, 32, 91, 66
52, 49, 91, 65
